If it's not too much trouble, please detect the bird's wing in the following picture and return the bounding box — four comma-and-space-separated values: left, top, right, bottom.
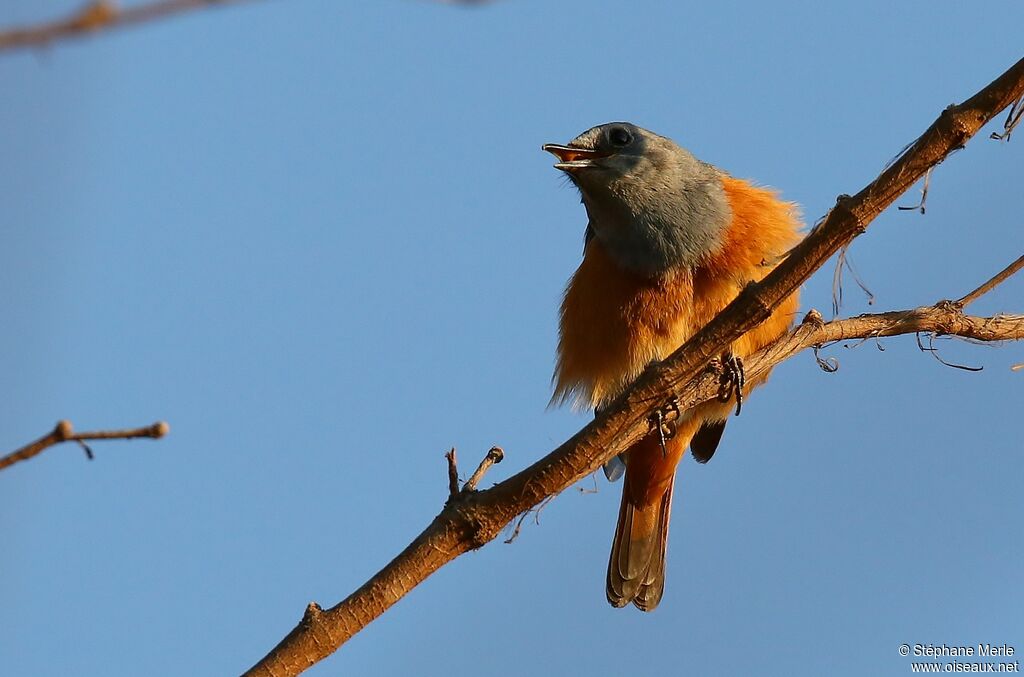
690, 419, 727, 464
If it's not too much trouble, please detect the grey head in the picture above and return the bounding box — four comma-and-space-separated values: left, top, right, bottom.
543, 122, 730, 276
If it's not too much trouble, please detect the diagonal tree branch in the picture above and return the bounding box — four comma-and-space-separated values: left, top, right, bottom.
0, 0, 495, 53
0, 419, 169, 472
0, 0, 252, 52
241, 57, 1024, 676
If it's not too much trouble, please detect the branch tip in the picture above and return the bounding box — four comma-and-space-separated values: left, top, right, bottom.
957, 254, 1024, 308
55, 419, 73, 440
464, 446, 505, 492
801, 309, 825, 326
444, 448, 459, 499
303, 602, 324, 621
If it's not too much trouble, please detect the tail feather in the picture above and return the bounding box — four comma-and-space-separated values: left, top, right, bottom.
634, 479, 673, 611
606, 476, 674, 611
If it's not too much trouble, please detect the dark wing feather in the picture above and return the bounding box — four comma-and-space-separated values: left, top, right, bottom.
602, 454, 626, 482
690, 419, 727, 464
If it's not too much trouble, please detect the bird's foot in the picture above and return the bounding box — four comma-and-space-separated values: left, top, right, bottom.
716, 352, 745, 416
648, 396, 681, 458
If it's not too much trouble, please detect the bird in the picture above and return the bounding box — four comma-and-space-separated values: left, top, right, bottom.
543, 122, 801, 611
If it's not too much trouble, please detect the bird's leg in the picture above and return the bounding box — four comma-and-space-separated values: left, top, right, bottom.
648, 396, 681, 458
653, 409, 668, 458
716, 351, 745, 416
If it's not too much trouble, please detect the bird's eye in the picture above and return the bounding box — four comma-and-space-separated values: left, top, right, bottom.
608, 127, 632, 147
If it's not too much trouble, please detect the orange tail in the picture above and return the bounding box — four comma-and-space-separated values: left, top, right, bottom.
606, 425, 694, 611
606, 474, 674, 611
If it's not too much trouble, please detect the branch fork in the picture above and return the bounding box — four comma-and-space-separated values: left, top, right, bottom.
444, 446, 504, 504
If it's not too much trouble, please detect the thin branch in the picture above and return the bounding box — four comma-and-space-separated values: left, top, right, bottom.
0, 0, 493, 53
957, 253, 1024, 307
464, 446, 503, 491
444, 448, 459, 500
0, 0, 251, 52
242, 57, 1024, 677
0, 420, 169, 472
445, 445, 504, 501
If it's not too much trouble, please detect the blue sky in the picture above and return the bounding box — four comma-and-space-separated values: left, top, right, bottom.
2, 2, 1022, 675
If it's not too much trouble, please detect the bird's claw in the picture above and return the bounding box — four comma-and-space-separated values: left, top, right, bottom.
717, 352, 745, 416
648, 396, 681, 458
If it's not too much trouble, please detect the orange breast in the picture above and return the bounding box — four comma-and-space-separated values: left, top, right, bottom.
553, 241, 695, 409
553, 175, 802, 411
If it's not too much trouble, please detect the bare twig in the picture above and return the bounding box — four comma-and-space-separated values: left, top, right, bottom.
444, 448, 460, 500
0, 420, 169, 472
445, 445, 504, 501
0, 0, 494, 53
957, 254, 1024, 308
242, 57, 1024, 677
773, 305, 1021, 376
0, 0, 251, 52
464, 447, 504, 491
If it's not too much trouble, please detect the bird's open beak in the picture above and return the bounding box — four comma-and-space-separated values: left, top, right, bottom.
542, 143, 610, 171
